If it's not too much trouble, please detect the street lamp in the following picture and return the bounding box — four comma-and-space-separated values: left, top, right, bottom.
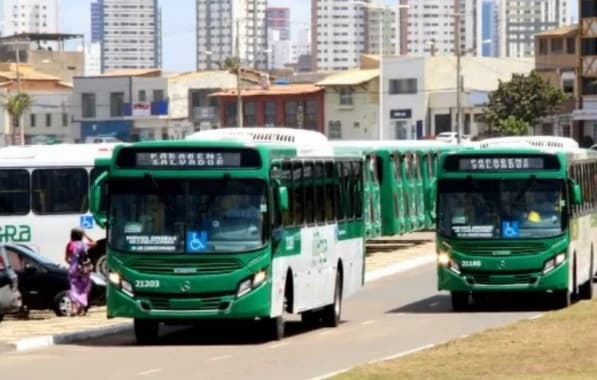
352, 1, 409, 140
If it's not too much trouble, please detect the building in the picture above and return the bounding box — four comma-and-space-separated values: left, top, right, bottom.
1, 0, 59, 36
480, 0, 498, 57
398, 0, 479, 56
0, 33, 85, 83
382, 55, 534, 140
534, 25, 578, 138
575, 2, 597, 143
293, 27, 311, 61
266, 7, 290, 41
270, 36, 293, 70
85, 41, 101, 76
312, 0, 367, 71
0, 63, 73, 145
317, 69, 379, 140
366, 7, 399, 56
196, 0, 268, 71
93, 0, 162, 72
72, 69, 169, 142
498, 0, 569, 58
212, 84, 325, 132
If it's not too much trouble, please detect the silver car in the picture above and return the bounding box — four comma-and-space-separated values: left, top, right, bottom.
0, 245, 22, 322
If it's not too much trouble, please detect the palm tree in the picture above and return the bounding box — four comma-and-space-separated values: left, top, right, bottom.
4, 93, 32, 144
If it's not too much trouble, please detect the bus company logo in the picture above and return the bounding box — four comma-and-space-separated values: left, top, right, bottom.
180, 281, 191, 292
497, 260, 506, 270
0, 225, 31, 242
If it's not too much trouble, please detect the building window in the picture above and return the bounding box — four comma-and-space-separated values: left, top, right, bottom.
153, 89, 164, 102
224, 102, 237, 127
328, 121, 342, 139
244, 102, 256, 126
62, 113, 69, 127
389, 79, 417, 94
563, 79, 575, 94
138, 90, 146, 102
339, 87, 353, 105
30, 114, 36, 128
285, 101, 298, 127
81, 93, 96, 118
110, 92, 125, 117
551, 38, 563, 54
304, 100, 318, 130
567, 37, 576, 54
538, 39, 548, 55
45, 113, 51, 127
264, 101, 276, 126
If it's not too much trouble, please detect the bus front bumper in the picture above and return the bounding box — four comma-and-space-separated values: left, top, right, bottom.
438, 261, 569, 292
106, 282, 272, 320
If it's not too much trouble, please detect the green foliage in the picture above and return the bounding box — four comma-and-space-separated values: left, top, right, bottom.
224, 57, 240, 72
4, 93, 32, 124
483, 71, 568, 136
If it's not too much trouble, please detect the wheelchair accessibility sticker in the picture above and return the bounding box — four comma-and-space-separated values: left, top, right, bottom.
80, 215, 94, 230
186, 231, 208, 252
502, 221, 520, 238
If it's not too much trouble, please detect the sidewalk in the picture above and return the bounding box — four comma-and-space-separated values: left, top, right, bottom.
0, 233, 435, 353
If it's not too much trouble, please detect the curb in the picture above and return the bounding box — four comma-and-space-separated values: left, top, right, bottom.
7, 253, 436, 353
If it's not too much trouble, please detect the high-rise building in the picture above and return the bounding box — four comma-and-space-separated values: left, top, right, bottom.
498, 0, 569, 58
267, 7, 290, 41
397, 0, 479, 56
480, 0, 498, 57
85, 41, 101, 76
90, 1, 102, 43
1, 0, 59, 36
92, 0, 162, 72
196, 0, 268, 71
366, 7, 400, 56
312, 0, 368, 71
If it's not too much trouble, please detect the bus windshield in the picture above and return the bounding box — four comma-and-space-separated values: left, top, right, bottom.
437, 178, 565, 239
108, 178, 268, 253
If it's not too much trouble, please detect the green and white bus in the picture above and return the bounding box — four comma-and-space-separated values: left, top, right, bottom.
436, 136, 597, 310
91, 128, 367, 342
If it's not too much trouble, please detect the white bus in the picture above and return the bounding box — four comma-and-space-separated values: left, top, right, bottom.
0, 143, 119, 275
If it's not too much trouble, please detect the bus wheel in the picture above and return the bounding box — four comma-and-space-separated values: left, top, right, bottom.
301, 310, 321, 327
450, 291, 470, 311
95, 255, 108, 278
552, 290, 571, 309
322, 270, 343, 327
134, 319, 159, 344
579, 253, 594, 300
264, 316, 285, 341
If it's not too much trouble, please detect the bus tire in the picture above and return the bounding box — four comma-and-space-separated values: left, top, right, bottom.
450, 291, 469, 311
264, 316, 285, 341
579, 252, 594, 300
322, 269, 342, 327
134, 319, 159, 344
301, 310, 321, 327
552, 289, 570, 309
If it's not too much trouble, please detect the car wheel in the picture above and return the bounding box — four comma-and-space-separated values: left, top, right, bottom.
0, 313, 4, 323
53, 290, 72, 317
95, 255, 108, 278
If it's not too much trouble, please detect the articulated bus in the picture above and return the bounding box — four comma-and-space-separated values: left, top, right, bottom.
0, 143, 118, 273
332, 140, 454, 236
436, 136, 597, 310
90, 128, 367, 343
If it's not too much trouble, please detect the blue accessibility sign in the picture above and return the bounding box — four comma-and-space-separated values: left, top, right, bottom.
502, 221, 520, 238
80, 215, 95, 230
186, 231, 208, 253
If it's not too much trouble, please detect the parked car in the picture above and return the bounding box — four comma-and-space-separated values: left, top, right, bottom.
436, 132, 471, 143
4, 244, 106, 316
0, 245, 22, 322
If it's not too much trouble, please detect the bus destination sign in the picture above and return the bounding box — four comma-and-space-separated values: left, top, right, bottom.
459, 157, 544, 171
136, 152, 242, 168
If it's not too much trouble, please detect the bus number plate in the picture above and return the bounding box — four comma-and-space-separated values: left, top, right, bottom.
461, 260, 482, 268
135, 280, 160, 288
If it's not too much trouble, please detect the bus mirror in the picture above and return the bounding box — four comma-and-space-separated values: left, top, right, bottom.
90, 172, 108, 228
278, 186, 289, 211
571, 182, 582, 205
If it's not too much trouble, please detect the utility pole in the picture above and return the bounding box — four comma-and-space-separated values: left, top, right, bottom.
378, 5, 384, 140
236, 18, 243, 128
455, 8, 463, 145
15, 45, 24, 145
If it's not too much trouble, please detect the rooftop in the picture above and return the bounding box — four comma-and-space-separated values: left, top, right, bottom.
317, 69, 379, 86
211, 84, 322, 97
0, 33, 84, 43
535, 24, 578, 37
97, 68, 162, 78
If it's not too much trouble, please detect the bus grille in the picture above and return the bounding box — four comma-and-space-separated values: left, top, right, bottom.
146, 295, 225, 311
466, 274, 537, 285
130, 258, 243, 275
451, 241, 547, 256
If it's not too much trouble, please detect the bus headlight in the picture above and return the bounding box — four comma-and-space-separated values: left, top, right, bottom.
438, 252, 451, 266
108, 272, 121, 286
121, 279, 134, 297
543, 253, 566, 274
236, 269, 268, 298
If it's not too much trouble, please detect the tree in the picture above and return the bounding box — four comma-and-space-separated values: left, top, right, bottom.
4, 93, 32, 144
483, 71, 568, 136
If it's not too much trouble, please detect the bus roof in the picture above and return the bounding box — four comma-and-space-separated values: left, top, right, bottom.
0, 143, 120, 167
186, 128, 333, 156
479, 136, 580, 152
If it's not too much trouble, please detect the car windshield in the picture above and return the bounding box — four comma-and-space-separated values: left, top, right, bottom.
108, 178, 268, 254
437, 178, 566, 239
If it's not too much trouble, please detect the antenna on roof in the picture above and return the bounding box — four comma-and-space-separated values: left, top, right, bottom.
186, 127, 333, 156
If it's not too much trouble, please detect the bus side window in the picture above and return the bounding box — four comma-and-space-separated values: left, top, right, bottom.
335, 162, 345, 221
304, 161, 315, 225
314, 161, 326, 223
353, 161, 364, 219
0, 169, 30, 216
279, 161, 293, 227
325, 161, 336, 223
32, 168, 88, 215
292, 161, 304, 226
343, 162, 353, 219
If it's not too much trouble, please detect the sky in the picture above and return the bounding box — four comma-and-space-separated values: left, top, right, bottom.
59, 0, 578, 72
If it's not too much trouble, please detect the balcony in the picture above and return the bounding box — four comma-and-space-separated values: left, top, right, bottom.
123, 101, 169, 117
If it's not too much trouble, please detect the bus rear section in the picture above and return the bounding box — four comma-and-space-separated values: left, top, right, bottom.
435, 147, 594, 310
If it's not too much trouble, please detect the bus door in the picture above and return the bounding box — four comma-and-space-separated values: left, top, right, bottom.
401, 152, 416, 232
390, 152, 404, 234
413, 152, 425, 229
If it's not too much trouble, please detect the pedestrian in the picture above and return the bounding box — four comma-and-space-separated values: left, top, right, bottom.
66, 228, 96, 316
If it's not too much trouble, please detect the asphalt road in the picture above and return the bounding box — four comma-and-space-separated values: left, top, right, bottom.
0, 263, 545, 380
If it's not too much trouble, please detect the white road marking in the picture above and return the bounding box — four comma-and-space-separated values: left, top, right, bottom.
361, 320, 376, 325
137, 368, 163, 376
528, 314, 544, 320
206, 355, 232, 362
268, 342, 289, 349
